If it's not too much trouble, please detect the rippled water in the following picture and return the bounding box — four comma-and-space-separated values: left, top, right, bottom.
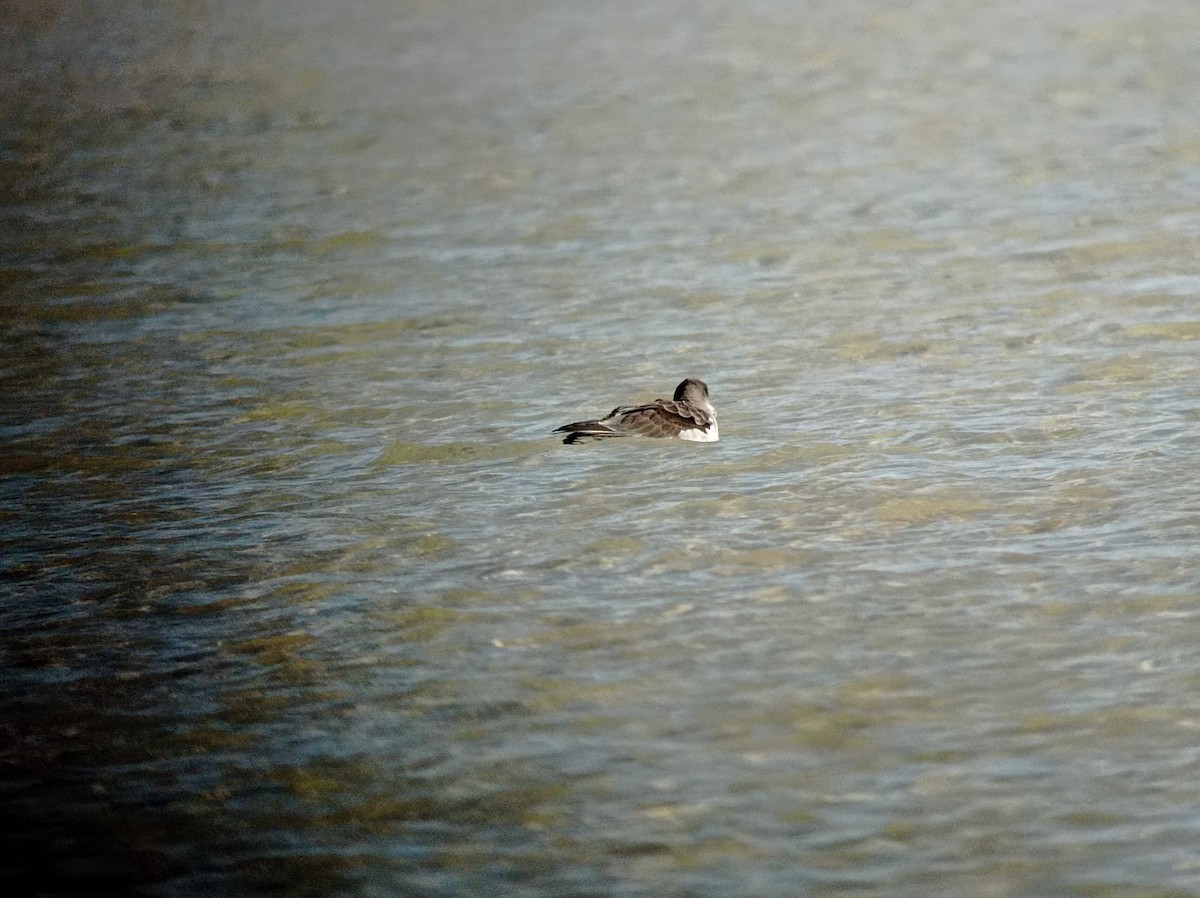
3, 1, 1200, 895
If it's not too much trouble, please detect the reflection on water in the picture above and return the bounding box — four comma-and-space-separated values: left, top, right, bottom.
3, 0, 1200, 895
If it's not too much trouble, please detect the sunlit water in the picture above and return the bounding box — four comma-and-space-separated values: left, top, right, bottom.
3, 1, 1200, 896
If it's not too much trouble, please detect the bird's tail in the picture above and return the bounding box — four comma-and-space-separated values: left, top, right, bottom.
553, 421, 626, 444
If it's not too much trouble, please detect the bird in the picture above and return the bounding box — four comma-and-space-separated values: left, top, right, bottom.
554, 378, 719, 444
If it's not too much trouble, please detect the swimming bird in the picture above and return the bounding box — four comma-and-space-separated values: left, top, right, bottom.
554, 378, 719, 444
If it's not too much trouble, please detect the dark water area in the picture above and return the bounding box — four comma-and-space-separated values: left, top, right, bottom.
4, 1, 1200, 896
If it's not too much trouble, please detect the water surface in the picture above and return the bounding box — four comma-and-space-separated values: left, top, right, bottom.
3, 1, 1200, 896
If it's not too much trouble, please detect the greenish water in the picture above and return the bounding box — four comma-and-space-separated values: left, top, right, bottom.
3, 1, 1200, 896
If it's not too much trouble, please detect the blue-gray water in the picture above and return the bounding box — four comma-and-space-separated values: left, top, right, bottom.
3, 1, 1200, 896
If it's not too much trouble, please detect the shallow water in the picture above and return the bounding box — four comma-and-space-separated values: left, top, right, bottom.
3, 1, 1200, 895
